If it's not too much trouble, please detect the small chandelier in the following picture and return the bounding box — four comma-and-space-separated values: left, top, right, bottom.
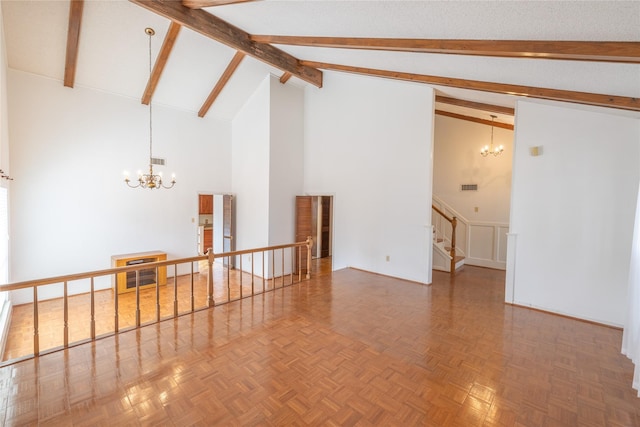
125, 28, 176, 190
480, 115, 504, 157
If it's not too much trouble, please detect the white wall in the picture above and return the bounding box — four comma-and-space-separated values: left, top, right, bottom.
231, 75, 270, 253
433, 115, 512, 222
232, 75, 304, 277
8, 70, 231, 303
268, 76, 304, 276
508, 99, 640, 326
269, 76, 304, 246
304, 72, 434, 284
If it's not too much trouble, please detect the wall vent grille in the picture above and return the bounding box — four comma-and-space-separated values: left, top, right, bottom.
151, 157, 166, 166
461, 184, 478, 191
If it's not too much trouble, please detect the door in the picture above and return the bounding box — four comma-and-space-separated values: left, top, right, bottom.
320, 196, 332, 258
295, 196, 313, 273
296, 195, 333, 274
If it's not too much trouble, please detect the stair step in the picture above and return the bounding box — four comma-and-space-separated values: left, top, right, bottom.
454, 256, 465, 263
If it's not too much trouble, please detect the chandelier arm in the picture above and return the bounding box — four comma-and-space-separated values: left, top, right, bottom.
125, 178, 142, 189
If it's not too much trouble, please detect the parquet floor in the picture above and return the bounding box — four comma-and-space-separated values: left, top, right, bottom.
1, 264, 639, 426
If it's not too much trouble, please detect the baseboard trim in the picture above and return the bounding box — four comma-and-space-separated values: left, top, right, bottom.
347, 267, 430, 286
506, 301, 622, 330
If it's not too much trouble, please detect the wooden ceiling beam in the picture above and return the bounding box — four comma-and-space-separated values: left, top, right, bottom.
198, 51, 245, 117
251, 36, 640, 64
129, 0, 322, 88
301, 61, 640, 112
142, 22, 182, 105
435, 95, 515, 116
279, 72, 292, 84
183, 0, 259, 9
63, 0, 84, 88
435, 110, 514, 130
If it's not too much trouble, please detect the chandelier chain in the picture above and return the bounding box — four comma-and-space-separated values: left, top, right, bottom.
148, 29, 153, 168
124, 27, 176, 190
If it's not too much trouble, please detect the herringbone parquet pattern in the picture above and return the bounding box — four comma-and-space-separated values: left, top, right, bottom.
0, 265, 638, 426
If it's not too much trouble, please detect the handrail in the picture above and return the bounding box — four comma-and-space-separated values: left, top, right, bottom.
432, 205, 453, 223
0, 240, 312, 293
0, 237, 313, 365
432, 205, 457, 273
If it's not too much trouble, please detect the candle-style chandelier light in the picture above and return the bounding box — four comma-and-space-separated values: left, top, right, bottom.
480, 115, 504, 158
125, 27, 176, 190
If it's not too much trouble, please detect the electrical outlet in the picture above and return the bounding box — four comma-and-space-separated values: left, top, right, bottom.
386, 255, 390, 262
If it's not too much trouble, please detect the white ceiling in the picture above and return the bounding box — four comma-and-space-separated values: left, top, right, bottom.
3, 1, 640, 124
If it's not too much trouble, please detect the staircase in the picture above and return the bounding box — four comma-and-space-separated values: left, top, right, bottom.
432, 235, 465, 272
431, 206, 465, 273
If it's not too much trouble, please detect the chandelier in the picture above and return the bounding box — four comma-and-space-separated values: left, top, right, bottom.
125, 28, 176, 190
480, 115, 504, 157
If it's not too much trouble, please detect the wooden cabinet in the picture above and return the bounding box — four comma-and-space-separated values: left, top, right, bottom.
111, 251, 167, 294
203, 228, 213, 251
199, 195, 213, 214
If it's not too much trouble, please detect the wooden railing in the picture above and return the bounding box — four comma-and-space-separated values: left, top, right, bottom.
432, 205, 457, 273
0, 238, 313, 365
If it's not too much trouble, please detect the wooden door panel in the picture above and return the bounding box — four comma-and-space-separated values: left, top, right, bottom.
321, 196, 331, 258
295, 196, 313, 272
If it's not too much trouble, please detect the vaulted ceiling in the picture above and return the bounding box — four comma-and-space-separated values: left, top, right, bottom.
3, 0, 639, 127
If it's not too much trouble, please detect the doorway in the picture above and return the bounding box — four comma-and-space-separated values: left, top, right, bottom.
197, 193, 235, 268
295, 195, 333, 275
432, 112, 513, 272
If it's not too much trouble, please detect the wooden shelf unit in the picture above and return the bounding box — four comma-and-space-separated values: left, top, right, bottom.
111, 251, 167, 294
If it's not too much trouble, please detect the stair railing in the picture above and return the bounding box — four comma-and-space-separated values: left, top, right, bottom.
432, 205, 457, 273
0, 237, 313, 365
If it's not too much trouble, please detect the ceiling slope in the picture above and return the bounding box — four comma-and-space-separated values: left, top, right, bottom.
3, 1, 639, 122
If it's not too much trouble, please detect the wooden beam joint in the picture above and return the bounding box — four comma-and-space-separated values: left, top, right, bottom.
129, 0, 322, 88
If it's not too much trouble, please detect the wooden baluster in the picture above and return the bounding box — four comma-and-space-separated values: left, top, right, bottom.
155, 266, 160, 322
114, 273, 119, 332
227, 256, 231, 301
272, 249, 275, 288
450, 217, 457, 273
251, 252, 254, 296
282, 248, 285, 288
239, 255, 243, 299
135, 270, 141, 327
290, 248, 294, 285
298, 246, 302, 282
190, 262, 195, 312
306, 236, 313, 279
63, 281, 69, 347
90, 277, 96, 340
262, 251, 265, 292
33, 286, 39, 356
207, 248, 214, 307
173, 263, 178, 317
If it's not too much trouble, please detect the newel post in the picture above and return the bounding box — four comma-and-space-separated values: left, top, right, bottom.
207, 248, 215, 307
306, 236, 313, 279
450, 217, 457, 273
